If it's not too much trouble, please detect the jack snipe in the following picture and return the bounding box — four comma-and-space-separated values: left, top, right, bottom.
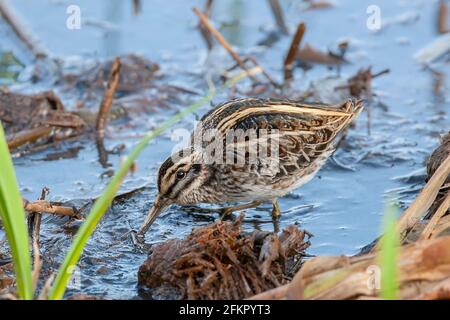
138, 98, 363, 235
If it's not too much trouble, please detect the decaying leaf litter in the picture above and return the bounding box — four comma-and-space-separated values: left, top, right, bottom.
138, 214, 311, 299
0, 0, 449, 299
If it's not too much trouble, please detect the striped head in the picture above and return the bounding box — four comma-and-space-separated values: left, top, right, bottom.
138, 149, 211, 235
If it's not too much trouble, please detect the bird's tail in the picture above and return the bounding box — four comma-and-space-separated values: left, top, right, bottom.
339, 98, 364, 118
330, 98, 364, 148
335, 98, 364, 131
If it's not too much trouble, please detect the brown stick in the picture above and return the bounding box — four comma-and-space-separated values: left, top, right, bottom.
438, 0, 449, 34
297, 44, 345, 65
245, 56, 280, 88
419, 191, 450, 240
267, 0, 289, 35
193, 7, 259, 84
132, 0, 141, 15
95, 57, 121, 139
371, 68, 390, 79
24, 200, 82, 219
284, 23, 306, 81
0, 0, 48, 59
29, 187, 49, 293
37, 273, 55, 300
198, 0, 214, 50
96, 134, 111, 168
7, 126, 53, 150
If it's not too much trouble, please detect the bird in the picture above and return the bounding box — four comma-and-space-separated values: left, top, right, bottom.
138, 97, 363, 236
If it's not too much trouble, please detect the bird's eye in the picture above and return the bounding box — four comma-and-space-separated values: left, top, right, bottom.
176, 170, 186, 180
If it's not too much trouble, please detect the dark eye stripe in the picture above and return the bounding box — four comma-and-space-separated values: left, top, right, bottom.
176, 170, 186, 179
163, 165, 190, 197
159, 163, 186, 191
192, 164, 201, 174
157, 157, 175, 192
171, 174, 197, 200
165, 164, 202, 199
157, 149, 191, 192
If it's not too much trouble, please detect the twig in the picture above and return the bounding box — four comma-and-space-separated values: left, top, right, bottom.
37, 273, 55, 300
132, 0, 141, 15
414, 33, 450, 64
334, 67, 389, 98
193, 7, 260, 84
297, 44, 345, 65
284, 23, 306, 81
96, 135, 111, 168
198, 0, 214, 50
95, 57, 121, 140
371, 68, 390, 79
24, 199, 83, 219
245, 56, 280, 88
438, 0, 449, 34
420, 191, 450, 240
0, 0, 48, 59
28, 187, 48, 293
267, 0, 289, 35
305, 0, 333, 10
7, 126, 52, 150
194, 7, 280, 88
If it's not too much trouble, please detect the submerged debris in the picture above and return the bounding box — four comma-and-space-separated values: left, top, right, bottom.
307, 66, 389, 104
297, 43, 346, 68
267, 0, 289, 35
335, 67, 390, 99
138, 214, 310, 299
0, 90, 85, 151
61, 54, 160, 99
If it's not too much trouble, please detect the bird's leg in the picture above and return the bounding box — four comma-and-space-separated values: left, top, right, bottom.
183, 205, 221, 214
219, 200, 264, 219
271, 198, 281, 218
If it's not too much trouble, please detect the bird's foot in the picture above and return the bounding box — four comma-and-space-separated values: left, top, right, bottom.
218, 200, 264, 220
271, 199, 282, 218
219, 207, 235, 220
183, 205, 222, 215
130, 230, 150, 252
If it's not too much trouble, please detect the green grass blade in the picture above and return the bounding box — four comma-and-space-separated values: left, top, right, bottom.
378, 202, 400, 300
0, 123, 33, 300
48, 70, 258, 300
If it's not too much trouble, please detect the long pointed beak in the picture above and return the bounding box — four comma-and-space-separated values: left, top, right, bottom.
138, 196, 170, 235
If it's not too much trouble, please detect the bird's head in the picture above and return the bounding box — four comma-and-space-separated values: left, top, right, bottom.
138, 149, 209, 235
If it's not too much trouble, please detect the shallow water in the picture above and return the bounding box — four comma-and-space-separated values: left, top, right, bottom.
0, 0, 449, 299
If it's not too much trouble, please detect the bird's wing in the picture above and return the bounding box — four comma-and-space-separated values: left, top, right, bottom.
192, 98, 363, 176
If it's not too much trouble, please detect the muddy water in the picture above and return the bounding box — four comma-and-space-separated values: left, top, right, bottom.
0, 0, 449, 298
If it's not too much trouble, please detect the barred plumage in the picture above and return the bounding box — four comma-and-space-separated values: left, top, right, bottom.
138, 98, 363, 235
